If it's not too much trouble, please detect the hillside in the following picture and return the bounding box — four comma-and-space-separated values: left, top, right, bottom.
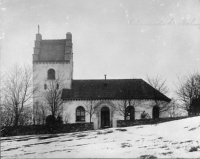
1, 116, 200, 158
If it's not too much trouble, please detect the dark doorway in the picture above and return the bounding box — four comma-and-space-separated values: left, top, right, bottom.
153, 106, 160, 119
101, 107, 110, 128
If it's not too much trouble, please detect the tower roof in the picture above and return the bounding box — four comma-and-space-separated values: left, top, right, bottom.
33, 32, 73, 63
39, 39, 66, 62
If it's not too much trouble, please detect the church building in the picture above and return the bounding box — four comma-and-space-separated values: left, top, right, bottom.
33, 31, 171, 129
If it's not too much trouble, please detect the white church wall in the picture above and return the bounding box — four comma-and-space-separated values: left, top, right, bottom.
33, 63, 72, 89
63, 100, 91, 123
33, 62, 72, 103
33, 62, 73, 124
160, 109, 170, 118
62, 99, 170, 126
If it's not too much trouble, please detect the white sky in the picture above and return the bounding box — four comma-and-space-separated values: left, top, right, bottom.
1, 0, 200, 98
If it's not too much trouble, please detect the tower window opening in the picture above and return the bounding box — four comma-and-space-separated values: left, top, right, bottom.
48, 69, 55, 80
44, 84, 47, 90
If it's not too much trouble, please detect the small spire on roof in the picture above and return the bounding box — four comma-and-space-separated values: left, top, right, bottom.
38, 25, 40, 34
104, 74, 107, 86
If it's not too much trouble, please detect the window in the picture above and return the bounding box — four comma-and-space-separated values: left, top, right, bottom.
47, 69, 55, 80
125, 106, 135, 121
76, 106, 85, 122
44, 84, 47, 90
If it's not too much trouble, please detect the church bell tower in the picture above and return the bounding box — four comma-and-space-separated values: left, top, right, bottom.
32, 26, 73, 123
33, 27, 73, 90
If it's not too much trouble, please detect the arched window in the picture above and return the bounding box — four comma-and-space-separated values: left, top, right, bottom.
125, 106, 135, 121
152, 106, 160, 119
76, 106, 85, 122
47, 69, 55, 80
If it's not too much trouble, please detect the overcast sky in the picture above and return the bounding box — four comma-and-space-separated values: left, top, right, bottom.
1, 0, 200, 97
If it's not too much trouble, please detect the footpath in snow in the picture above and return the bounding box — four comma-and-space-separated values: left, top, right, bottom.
1, 116, 200, 158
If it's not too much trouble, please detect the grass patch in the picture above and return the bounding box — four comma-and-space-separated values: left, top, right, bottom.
189, 146, 199, 152
116, 128, 127, 131
77, 134, 87, 138
15, 138, 32, 142
137, 126, 143, 129
121, 143, 132, 148
160, 145, 167, 148
97, 130, 113, 135
4, 147, 20, 151
59, 139, 73, 142
97, 131, 103, 135
38, 134, 59, 140
140, 155, 157, 159
138, 146, 147, 148
76, 143, 89, 146
162, 152, 173, 155
86, 136, 97, 139
105, 130, 113, 134
24, 152, 36, 155
189, 127, 196, 131
23, 141, 53, 147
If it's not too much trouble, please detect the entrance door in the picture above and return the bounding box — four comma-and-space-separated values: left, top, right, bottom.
101, 107, 110, 128
153, 106, 160, 119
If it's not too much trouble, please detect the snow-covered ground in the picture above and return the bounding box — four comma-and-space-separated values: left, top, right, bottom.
1, 116, 200, 158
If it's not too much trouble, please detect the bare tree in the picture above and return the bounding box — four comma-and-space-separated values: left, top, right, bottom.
117, 85, 141, 120
147, 75, 169, 95
117, 99, 141, 120
175, 72, 200, 115
18, 107, 32, 125
1, 64, 37, 126
44, 75, 65, 118
33, 101, 47, 125
0, 104, 14, 127
167, 98, 182, 117
83, 100, 98, 122
146, 75, 171, 114
63, 112, 71, 124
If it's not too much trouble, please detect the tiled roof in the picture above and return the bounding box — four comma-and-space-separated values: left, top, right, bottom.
62, 79, 171, 102
39, 39, 66, 61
